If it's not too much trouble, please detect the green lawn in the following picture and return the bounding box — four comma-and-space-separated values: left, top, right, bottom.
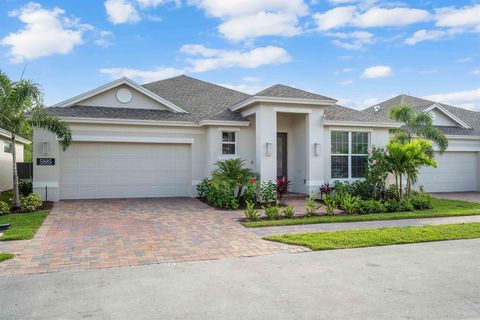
0, 253, 14, 262
243, 199, 480, 228
265, 222, 480, 250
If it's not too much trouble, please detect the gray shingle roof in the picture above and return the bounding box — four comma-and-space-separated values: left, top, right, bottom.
142, 75, 251, 122
324, 105, 398, 123
364, 94, 480, 136
255, 84, 336, 101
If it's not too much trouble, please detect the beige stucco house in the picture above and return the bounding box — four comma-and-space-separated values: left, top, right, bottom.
0, 128, 29, 192
33, 75, 404, 201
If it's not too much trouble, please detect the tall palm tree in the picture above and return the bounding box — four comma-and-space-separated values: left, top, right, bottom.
389, 104, 448, 152
0, 71, 71, 209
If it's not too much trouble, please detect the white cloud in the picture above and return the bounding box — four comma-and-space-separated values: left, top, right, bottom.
424, 88, 480, 111
218, 12, 301, 41
189, 0, 308, 40
456, 57, 473, 63
363, 97, 378, 105
94, 30, 114, 47
105, 0, 140, 24
435, 5, 480, 29
354, 7, 431, 28
472, 69, 480, 75
404, 29, 459, 45
220, 78, 267, 94
329, 30, 374, 49
136, 0, 180, 8
1, 2, 86, 63
313, 5, 431, 31
180, 44, 291, 72
100, 66, 184, 83
313, 6, 356, 31
362, 65, 393, 78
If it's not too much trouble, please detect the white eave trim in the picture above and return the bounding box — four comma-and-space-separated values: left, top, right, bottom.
0, 128, 30, 144
198, 120, 250, 127
425, 103, 472, 129
51, 77, 188, 114
445, 134, 480, 140
229, 96, 337, 111
322, 120, 403, 128
72, 135, 194, 144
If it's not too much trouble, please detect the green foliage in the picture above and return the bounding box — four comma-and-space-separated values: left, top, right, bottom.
340, 194, 361, 215
323, 194, 336, 216
263, 203, 280, 220
212, 158, 257, 201
399, 198, 415, 212
408, 193, 433, 210
206, 179, 239, 210
365, 146, 390, 198
358, 199, 386, 215
0, 210, 50, 241
0, 253, 14, 262
384, 199, 400, 212
196, 177, 210, 200
21, 193, 42, 212
244, 201, 260, 221
243, 178, 258, 204
282, 206, 295, 219
305, 194, 321, 217
18, 180, 32, 197
261, 180, 277, 204
0, 201, 10, 215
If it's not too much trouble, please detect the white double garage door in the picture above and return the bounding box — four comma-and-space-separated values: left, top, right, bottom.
61, 142, 192, 200
417, 151, 479, 192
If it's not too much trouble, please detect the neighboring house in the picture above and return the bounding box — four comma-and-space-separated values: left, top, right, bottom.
33, 75, 400, 201
0, 128, 29, 192
364, 94, 480, 193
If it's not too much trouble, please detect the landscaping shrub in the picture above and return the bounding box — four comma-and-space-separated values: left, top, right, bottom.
244, 201, 260, 221
206, 179, 239, 210
323, 194, 335, 216
276, 177, 291, 203
261, 180, 277, 204
305, 195, 321, 217
282, 205, 295, 219
263, 203, 280, 220
341, 194, 361, 215
212, 158, 257, 202
384, 199, 400, 212
349, 180, 374, 200
333, 181, 350, 196
0, 201, 10, 215
19, 180, 33, 197
399, 198, 415, 212
358, 199, 386, 215
21, 193, 42, 212
243, 178, 258, 204
320, 183, 335, 198
408, 193, 433, 210
196, 177, 210, 200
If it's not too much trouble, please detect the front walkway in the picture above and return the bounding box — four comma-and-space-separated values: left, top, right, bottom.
0, 198, 306, 276
251, 215, 480, 237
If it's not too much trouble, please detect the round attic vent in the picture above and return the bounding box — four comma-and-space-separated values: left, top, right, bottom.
116, 88, 133, 104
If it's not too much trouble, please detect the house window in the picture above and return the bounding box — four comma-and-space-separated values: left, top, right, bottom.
331, 131, 369, 179
4, 141, 12, 154
222, 131, 236, 155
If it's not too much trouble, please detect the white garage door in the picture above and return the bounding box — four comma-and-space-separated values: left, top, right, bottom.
61, 142, 191, 199
417, 152, 478, 192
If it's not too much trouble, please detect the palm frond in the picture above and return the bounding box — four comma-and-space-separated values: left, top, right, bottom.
29, 110, 72, 150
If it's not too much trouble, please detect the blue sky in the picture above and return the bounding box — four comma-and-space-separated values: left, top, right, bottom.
1, 0, 480, 110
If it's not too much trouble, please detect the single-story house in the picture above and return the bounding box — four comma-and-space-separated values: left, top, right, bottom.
33, 75, 402, 201
0, 128, 29, 192
364, 94, 480, 193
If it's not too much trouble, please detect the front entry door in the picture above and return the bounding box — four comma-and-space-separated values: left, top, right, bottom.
277, 133, 288, 179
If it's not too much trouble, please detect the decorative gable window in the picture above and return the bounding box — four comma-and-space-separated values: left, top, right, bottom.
331, 131, 369, 179
4, 141, 12, 154
222, 131, 237, 155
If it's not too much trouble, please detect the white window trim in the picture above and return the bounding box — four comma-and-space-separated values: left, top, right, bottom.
221, 131, 237, 157
331, 131, 370, 180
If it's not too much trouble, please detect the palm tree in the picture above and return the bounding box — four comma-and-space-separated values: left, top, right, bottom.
389, 104, 448, 152
212, 158, 257, 201
0, 71, 71, 209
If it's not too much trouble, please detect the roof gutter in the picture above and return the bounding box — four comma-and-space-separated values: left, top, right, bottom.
59, 117, 250, 127
0, 128, 30, 144
322, 120, 403, 128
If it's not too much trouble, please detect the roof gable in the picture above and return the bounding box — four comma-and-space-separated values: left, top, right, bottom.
52, 78, 187, 113
425, 103, 471, 129
255, 84, 336, 101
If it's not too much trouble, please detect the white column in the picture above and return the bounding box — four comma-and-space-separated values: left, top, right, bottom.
305, 109, 325, 196
255, 105, 277, 182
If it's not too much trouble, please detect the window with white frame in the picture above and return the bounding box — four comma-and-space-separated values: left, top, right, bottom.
222, 131, 236, 155
4, 141, 12, 154
331, 131, 369, 179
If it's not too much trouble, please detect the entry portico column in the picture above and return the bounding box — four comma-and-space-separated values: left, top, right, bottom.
255, 105, 277, 183
305, 109, 325, 196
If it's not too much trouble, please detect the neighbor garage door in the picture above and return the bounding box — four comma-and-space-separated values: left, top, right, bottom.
61, 142, 191, 199
416, 152, 478, 192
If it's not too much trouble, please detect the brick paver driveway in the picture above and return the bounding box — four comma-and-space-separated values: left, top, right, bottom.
0, 198, 306, 276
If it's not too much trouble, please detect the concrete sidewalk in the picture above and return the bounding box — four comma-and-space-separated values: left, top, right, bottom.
1, 239, 479, 320
250, 215, 480, 236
